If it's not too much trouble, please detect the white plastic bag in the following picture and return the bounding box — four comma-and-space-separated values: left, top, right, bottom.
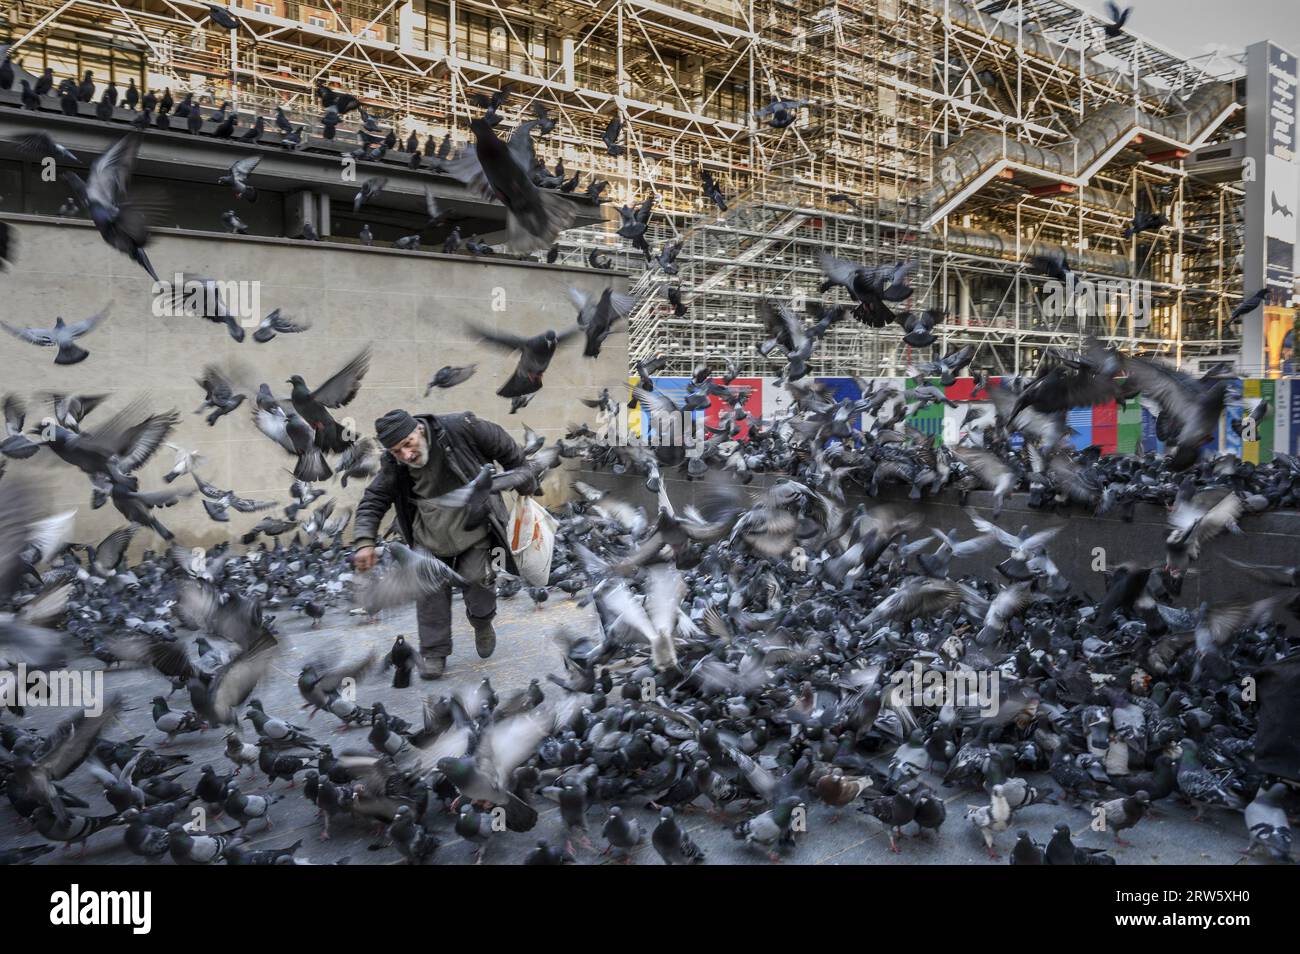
506, 494, 557, 587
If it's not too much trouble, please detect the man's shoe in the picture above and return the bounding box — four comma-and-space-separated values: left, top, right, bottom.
419, 654, 446, 680
473, 622, 497, 659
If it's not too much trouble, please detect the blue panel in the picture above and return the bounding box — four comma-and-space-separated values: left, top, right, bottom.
816, 376, 865, 430
1222, 405, 1243, 456
1291, 380, 1300, 455
1140, 407, 1162, 452
1066, 406, 1092, 450
649, 377, 692, 403
1066, 406, 1092, 430
643, 377, 700, 440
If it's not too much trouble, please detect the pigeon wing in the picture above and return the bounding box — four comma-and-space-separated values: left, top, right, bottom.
0, 321, 55, 346
86, 133, 141, 209
308, 346, 371, 408
66, 307, 110, 339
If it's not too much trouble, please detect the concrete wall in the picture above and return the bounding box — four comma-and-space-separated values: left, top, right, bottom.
0, 214, 628, 548
575, 468, 1300, 608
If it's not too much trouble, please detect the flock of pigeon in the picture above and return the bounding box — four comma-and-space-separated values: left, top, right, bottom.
1, 311, 1298, 864
2, 14, 1299, 866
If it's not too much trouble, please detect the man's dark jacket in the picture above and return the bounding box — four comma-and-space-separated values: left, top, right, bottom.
1254, 652, 1300, 781
352, 412, 526, 571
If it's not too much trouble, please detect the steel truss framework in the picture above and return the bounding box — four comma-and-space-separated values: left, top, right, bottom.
1, 0, 1250, 377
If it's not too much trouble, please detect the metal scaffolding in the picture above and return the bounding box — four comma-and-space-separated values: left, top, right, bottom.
0, 0, 1249, 376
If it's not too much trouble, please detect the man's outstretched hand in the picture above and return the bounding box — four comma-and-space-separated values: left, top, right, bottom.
353, 545, 378, 572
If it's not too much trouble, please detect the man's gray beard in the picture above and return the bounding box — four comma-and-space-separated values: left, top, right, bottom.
400, 450, 429, 468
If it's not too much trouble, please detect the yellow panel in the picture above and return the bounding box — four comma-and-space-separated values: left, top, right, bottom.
626, 378, 642, 438
1265, 309, 1294, 376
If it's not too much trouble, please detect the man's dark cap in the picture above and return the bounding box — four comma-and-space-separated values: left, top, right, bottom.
375, 409, 418, 449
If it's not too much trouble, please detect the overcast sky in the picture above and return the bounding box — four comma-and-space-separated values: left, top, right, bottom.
1074, 0, 1299, 62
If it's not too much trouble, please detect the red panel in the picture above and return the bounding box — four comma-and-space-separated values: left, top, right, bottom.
945, 378, 976, 401
1092, 401, 1117, 427
1092, 424, 1118, 454
706, 377, 762, 441
944, 375, 1001, 402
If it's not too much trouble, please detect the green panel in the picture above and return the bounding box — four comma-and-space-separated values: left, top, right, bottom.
1118, 399, 1143, 427
904, 376, 945, 443
1116, 423, 1142, 455
1259, 379, 1276, 460
907, 403, 944, 441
